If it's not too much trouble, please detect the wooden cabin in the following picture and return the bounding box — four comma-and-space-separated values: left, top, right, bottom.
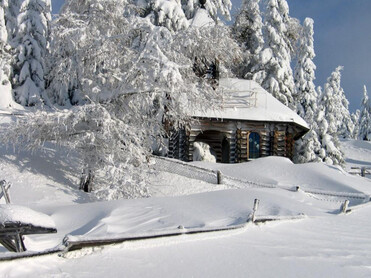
168, 78, 309, 163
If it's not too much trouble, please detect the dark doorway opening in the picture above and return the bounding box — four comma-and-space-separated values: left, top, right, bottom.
222, 137, 230, 163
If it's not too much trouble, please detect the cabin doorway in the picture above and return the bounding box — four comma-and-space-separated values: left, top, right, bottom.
194, 130, 230, 163
221, 137, 230, 163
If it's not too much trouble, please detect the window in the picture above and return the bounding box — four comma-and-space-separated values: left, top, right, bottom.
249, 132, 260, 159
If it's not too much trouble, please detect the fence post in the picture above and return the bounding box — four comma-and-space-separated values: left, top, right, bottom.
361, 167, 366, 177
251, 199, 260, 223
217, 170, 223, 184
341, 199, 349, 214
0, 180, 11, 204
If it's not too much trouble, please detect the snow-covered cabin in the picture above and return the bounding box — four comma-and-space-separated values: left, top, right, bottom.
168, 78, 309, 163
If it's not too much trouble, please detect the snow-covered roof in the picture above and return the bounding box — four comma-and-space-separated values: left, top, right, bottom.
190, 8, 214, 28
192, 78, 309, 130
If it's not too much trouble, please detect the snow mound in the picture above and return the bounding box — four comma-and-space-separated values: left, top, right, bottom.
192, 156, 371, 195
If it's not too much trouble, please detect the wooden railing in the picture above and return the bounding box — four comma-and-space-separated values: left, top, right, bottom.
349, 167, 371, 177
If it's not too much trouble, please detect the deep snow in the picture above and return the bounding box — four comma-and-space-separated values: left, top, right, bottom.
0, 111, 371, 277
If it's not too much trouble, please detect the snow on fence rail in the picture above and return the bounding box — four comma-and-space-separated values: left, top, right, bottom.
222, 175, 276, 189
150, 156, 277, 189
303, 189, 369, 200
150, 156, 220, 184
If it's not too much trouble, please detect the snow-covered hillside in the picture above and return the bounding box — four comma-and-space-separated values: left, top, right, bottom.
0, 112, 371, 276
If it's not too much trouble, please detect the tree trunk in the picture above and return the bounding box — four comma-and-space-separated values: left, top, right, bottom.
79, 167, 94, 192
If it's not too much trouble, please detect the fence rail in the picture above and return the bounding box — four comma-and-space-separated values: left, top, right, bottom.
150, 156, 370, 203
150, 156, 220, 184
348, 167, 371, 177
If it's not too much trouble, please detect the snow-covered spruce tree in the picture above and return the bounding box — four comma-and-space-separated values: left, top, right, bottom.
4, 0, 19, 40
134, 0, 232, 33
253, 0, 297, 109
320, 66, 353, 139
358, 85, 371, 140
182, 0, 232, 21
351, 109, 360, 139
175, 11, 241, 80
315, 107, 344, 165
0, 0, 14, 108
293, 17, 321, 163
10, 0, 51, 106
232, 0, 264, 79
316, 68, 351, 165
6, 0, 231, 199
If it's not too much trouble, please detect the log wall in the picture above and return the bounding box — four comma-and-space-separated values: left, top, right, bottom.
168, 118, 302, 163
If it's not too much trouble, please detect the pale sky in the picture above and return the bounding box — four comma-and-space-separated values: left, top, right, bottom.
51, 0, 371, 112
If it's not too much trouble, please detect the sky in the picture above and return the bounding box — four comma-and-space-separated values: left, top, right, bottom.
50, 0, 371, 112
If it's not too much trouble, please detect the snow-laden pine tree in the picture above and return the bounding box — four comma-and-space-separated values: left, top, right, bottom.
358, 85, 371, 140
232, 0, 264, 79
254, 0, 296, 109
320, 66, 353, 139
11, 0, 51, 106
316, 67, 352, 165
7, 0, 240, 199
293, 17, 321, 163
135, 0, 232, 32
316, 107, 344, 165
4, 0, 19, 40
0, 0, 13, 109
351, 109, 360, 139
181, 0, 232, 21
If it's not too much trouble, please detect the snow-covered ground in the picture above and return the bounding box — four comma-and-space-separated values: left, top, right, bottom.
0, 113, 371, 277
341, 139, 371, 174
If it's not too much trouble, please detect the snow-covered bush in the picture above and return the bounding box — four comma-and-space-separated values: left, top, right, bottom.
193, 142, 216, 162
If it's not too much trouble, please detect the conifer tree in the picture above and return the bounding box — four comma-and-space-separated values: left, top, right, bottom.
136, 0, 232, 32
320, 66, 353, 139
351, 109, 360, 139
0, 0, 14, 108
358, 85, 371, 140
316, 68, 352, 165
293, 17, 321, 163
232, 0, 264, 79
254, 0, 296, 109
11, 0, 51, 106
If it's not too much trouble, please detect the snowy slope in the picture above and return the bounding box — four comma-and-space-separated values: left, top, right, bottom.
192, 156, 371, 195
1, 112, 371, 277
2, 206, 370, 278
341, 139, 371, 173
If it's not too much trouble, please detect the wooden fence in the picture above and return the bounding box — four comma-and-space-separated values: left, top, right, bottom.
348, 167, 371, 177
